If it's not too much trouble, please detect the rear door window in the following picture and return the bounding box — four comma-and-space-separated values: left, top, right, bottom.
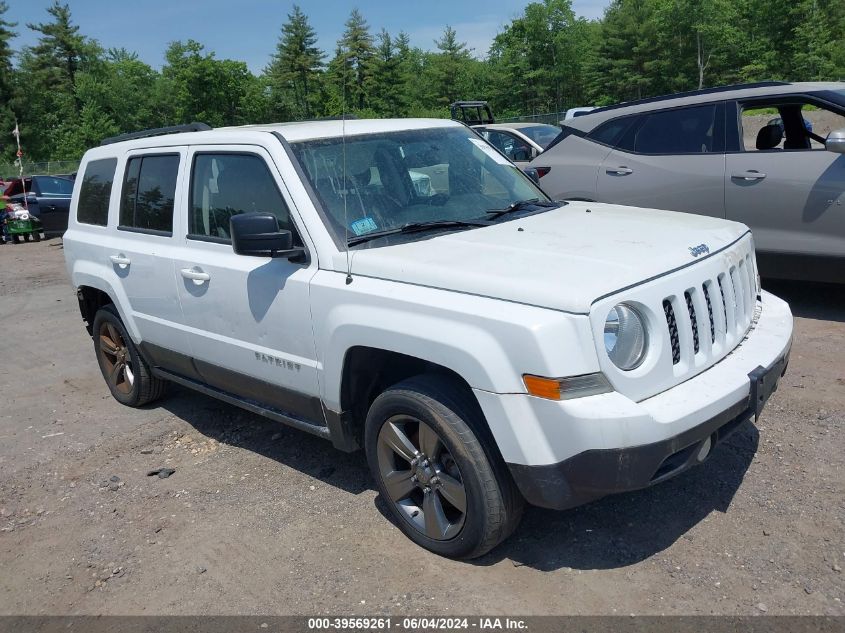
77, 158, 117, 226
632, 105, 718, 154
119, 154, 180, 234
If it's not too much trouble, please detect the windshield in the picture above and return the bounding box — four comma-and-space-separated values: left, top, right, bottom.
516, 124, 562, 148
290, 126, 550, 249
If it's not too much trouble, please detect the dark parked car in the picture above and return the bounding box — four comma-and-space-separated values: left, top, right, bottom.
2, 175, 75, 235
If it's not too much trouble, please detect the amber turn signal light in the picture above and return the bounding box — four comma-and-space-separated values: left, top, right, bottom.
522, 373, 613, 401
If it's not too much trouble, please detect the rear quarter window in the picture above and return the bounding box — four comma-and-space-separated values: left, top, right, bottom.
587, 117, 637, 147
77, 158, 117, 226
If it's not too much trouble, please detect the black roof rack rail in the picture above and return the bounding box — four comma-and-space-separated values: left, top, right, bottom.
100, 122, 212, 146
591, 81, 791, 114
450, 101, 495, 125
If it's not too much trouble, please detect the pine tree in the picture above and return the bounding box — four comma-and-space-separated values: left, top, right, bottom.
428, 26, 472, 107
587, 0, 662, 103
266, 5, 323, 120
26, 2, 86, 100
370, 30, 406, 116
13, 2, 91, 160
0, 2, 17, 162
328, 9, 375, 112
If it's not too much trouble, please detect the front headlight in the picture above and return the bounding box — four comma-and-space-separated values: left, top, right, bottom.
604, 304, 647, 370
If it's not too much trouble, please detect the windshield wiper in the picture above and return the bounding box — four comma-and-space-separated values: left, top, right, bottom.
486, 198, 560, 219
347, 219, 490, 246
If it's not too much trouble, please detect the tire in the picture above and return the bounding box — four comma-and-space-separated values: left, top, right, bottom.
32, 232, 40, 242
92, 305, 166, 407
365, 374, 524, 559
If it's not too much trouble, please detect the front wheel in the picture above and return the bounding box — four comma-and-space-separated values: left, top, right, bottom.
365, 375, 523, 559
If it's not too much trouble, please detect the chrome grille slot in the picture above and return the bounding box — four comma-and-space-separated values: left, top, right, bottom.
702, 282, 715, 343
744, 254, 756, 304
684, 291, 700, 354
663, 299, 681, 365
730, 265, 744, 324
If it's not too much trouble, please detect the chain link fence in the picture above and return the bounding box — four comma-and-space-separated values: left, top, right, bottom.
0, 160, 80, 179
498, 111, 575, 126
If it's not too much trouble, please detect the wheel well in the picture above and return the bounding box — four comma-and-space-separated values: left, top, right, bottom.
339, 347, 483, 449
77, 286, 114, 335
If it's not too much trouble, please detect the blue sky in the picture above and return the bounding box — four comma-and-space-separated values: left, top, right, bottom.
7, 0, 611, 72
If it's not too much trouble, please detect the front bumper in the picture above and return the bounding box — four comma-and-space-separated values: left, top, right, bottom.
508, 349, 789, 509
473, 290, 793, 510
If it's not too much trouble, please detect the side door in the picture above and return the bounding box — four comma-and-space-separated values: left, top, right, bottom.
725, 97, 845, 279
109, 149, 191, 358
596, 103, 727, 217
171, 146, 323, 424
32, 176, 74, 234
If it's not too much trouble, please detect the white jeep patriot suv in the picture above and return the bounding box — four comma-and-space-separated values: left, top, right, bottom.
64, 119, 793, 559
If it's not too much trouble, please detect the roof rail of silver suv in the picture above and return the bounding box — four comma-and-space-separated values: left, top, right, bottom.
591, 81, 791, 114
100, 122, 212, 146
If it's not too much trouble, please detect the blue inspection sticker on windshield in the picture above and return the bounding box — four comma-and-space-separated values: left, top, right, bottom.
351, 217, 378, 236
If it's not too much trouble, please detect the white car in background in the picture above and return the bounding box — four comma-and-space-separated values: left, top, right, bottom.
473, 122, 562, 165
563, 106, 597, 120
449, 100, 561, 166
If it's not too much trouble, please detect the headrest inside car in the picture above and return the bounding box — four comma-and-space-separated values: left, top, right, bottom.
756, 124, 783, 150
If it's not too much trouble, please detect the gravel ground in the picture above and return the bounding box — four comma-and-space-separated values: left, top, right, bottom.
0, 239, 843, 615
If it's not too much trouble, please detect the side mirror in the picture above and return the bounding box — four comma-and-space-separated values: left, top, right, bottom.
522, 167, 540, 184
230, 212, 305, 260
512, 148, 532, 162
825, 128, 845, 155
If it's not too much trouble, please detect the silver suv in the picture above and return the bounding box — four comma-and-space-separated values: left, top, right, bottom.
533, 81, 845, 283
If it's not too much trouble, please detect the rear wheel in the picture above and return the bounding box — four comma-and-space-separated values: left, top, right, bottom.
92, 305, 166, 407
365, 375, 523, 559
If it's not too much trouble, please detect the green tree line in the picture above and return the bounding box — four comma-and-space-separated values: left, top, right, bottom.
1, 0, 843, 163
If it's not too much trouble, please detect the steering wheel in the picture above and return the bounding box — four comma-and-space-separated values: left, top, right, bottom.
426, 192, 450, 207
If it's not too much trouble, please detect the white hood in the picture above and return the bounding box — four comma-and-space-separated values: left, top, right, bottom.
336, 202, 749, 314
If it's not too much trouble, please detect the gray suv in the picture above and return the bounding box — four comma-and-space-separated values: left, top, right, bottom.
533, 81, 845, 283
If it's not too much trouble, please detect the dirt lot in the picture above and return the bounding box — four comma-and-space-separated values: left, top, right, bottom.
0, 239, 843, 616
